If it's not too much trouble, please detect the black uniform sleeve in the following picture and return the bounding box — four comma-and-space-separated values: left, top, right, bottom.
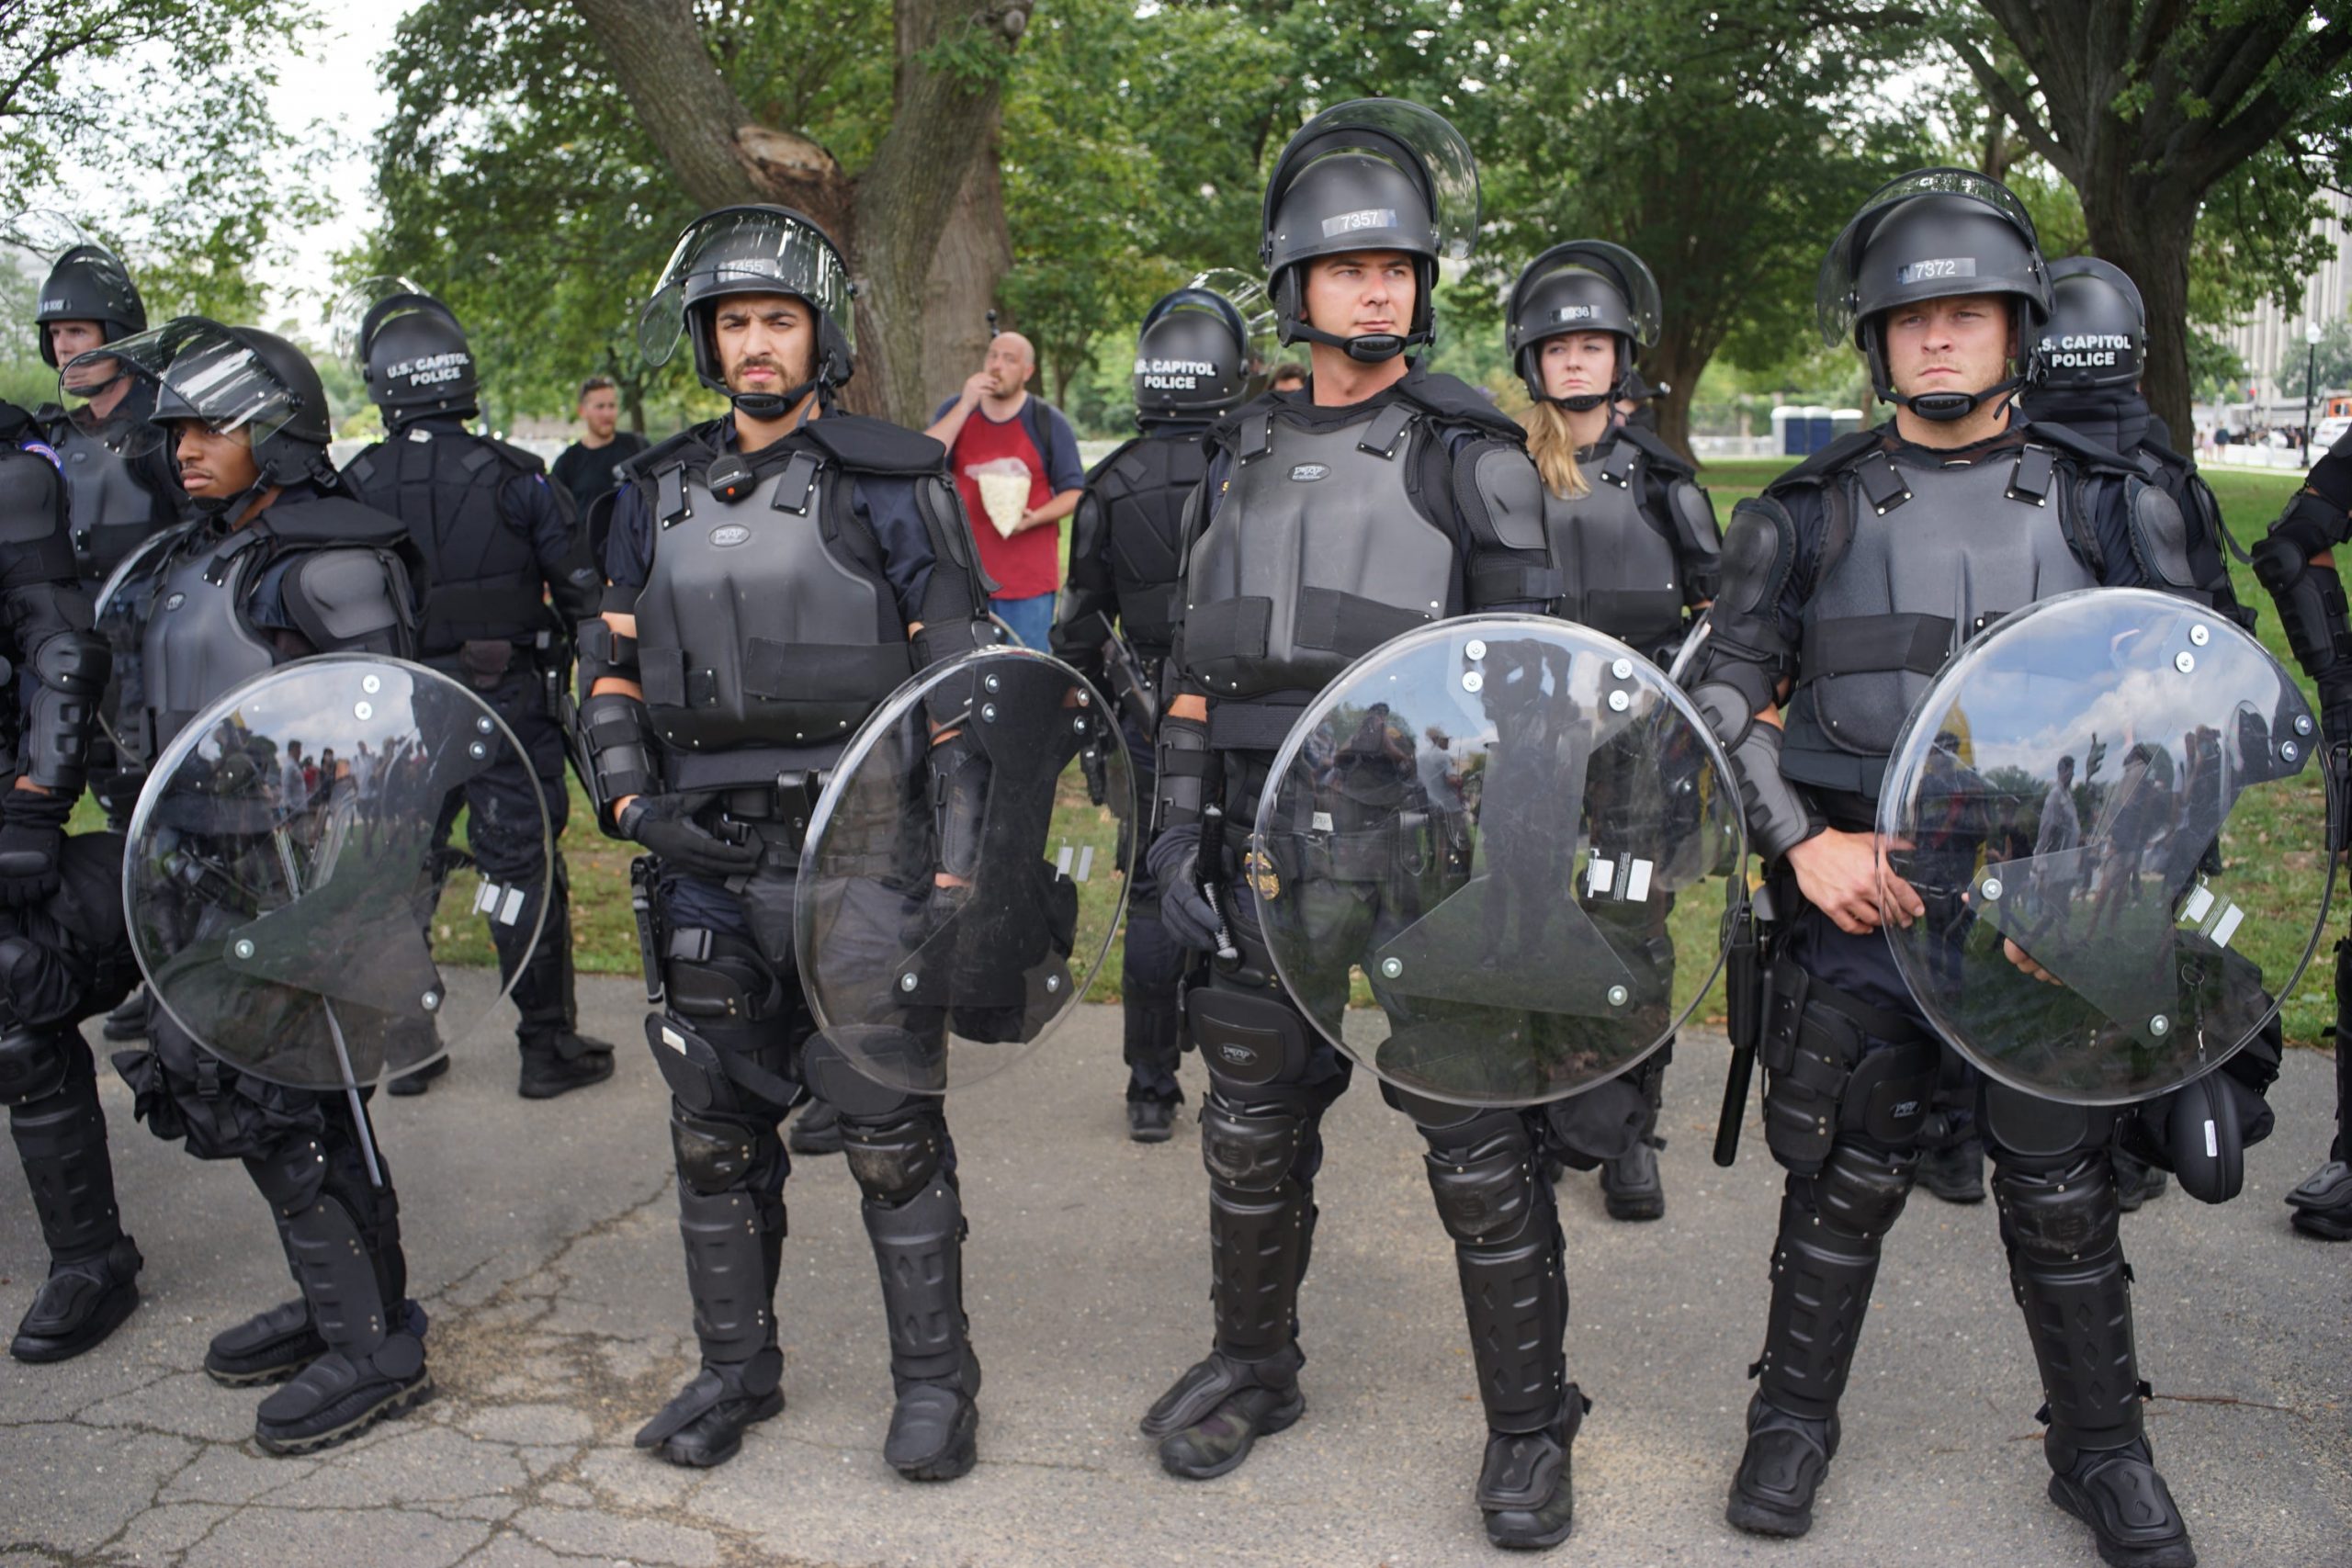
860, 470, 991, 668
602, 478, 656, 604
1049, 484, 1117, 685
1166, 453, 1225, 705
503, 468, 601, 626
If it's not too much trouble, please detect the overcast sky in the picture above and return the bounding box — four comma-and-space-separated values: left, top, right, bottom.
265, 2, 419, 313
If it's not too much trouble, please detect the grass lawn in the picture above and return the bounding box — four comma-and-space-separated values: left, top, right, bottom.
89, 455, 2330, 1045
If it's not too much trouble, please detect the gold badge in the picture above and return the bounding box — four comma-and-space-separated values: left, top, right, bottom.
1245, 847, 1281, 901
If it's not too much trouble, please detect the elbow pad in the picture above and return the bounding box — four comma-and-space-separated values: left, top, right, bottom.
1692, 681, 1821, 862
1667, 479, 1723, 603
1152, 713, 1212, 834
574, 690, 661, 833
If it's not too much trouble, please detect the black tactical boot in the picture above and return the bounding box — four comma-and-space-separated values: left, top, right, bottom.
1127, 1092, 1179, 1144
1143, 1346, 1306, 1480
251, 1193, 431, 1454
789, 1098, 843, 1155
2113, 1145, 2168, 1212
9, 1053, 142, 1362
638, 1352, 786, 1468
1726, 1393, 1840, 1536
100, 987, 152, 1043
1600, 1070, 1665, 1221
639, 1171, 787, 1468
206, 1300, 326, 1386
2285, 1159, 2352, 1239
517, 1030, 616, 1100
865, 1175, 981, 1481
385, 1055, 448, 1097
1481, 1393, 1587, 1550
2047, 1433, 2196, 1568
1917, 1135, 1985, 1203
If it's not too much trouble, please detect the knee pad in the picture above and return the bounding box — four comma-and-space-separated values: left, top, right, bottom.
1200, 1097, 1304, 1193
1981, 1080, 2102, 1160
1423, 1119, 1541, 1247
672, 1109, 767, 1196
661, 929, 786, 1024
0, 1024, 73, 1106
1809, 1141, 1917, 1241
1996, 1155, 2120, 1263
1189, 986, 1312, 1090
245, 1134, 331, 1216
841, 1107, 948, 1205
1838, 1038, 1939, 1145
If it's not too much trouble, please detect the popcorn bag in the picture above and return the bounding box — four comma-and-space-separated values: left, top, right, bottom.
966, 457, 1032, 538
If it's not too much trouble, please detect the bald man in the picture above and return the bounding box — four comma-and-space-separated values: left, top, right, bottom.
926, 330, 1085, 651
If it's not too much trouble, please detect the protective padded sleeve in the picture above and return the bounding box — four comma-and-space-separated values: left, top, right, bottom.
17, 623, 108, 791
0, 447, 76, 589
574, 615, 640, 692
1153, 712, 1212, 834
911, 472, 994, 615
573, 690, 661, 831
1666, 478, 1723, 603
1052, 490, 1117, 685
2306, 425, 2352, 514
1454, 439, 1562, 609
283, 549, 412, 657
2250, 536, 2352, 745
1694, 498, 1798, 696
1690, 681, 1822, 861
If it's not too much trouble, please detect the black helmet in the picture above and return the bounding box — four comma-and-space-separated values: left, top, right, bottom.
1506, 241, 1661, 410
1132, 288, 1251, 420
1817, 168, 2051, 422
36, 244, 147, 369
334, 279, 477, 423
639, 205, 856, 419
2036, 257, 2145, 392
1260, 98, 1479, 363
77, 318, 334, 504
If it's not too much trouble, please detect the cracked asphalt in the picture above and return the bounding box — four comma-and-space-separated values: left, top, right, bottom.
3, 974, 2346, 1567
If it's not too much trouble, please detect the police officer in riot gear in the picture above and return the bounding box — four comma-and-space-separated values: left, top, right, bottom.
340, 286, 612, 1100
0, 398, 141, 1363
579, 206, 1000, 1478
1139, 102, 1596, 1550
1505, 241, 1721, 1219
2252, 423, 2352, 1243
1051, 286, 1252, 1140
28, 240, 184, 1053
1690, 170, 2247, 1567
90, 318, 433, 1452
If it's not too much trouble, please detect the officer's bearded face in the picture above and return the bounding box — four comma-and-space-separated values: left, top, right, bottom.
713, 293, 816, 396
1304, 252, 1416, 341
1883, 293, 2015, 401
1540, 332, 1616, 400
172, 423, 260, 498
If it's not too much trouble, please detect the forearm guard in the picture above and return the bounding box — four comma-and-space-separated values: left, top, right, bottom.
19, 626, 108, 792
1691, 679, 1821, 862
574, 615, 639, 694
1153, 712, 1212, 835
574, 690, 660, 833
2250, 530, 2352, 740
910, 614, 996, 671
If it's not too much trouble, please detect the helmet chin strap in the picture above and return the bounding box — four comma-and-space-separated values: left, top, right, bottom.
1887, 373, 2025, 423
1281, 313, 1423, 364
727, 372, 828, 423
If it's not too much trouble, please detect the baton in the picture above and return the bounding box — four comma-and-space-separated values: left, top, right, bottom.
1713, 891, 1764, 1168
1197, 802, 1241, 964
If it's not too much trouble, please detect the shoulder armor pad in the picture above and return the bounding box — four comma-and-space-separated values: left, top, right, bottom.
2127, 477, 2198, 592
0, 445, 68, 546
1668, 476, 1722, 568
481, 435, 548, 477
1396, 368, 1526, 442
1767, 428, 1886, 494
1613, 423, 1696, 479
1085, 435, 1145, 489
263, 493, 413, 550
628, 426, 716, 485
287, 548, 405, 649
801, 414, 948, 476
344, 443, 387, 490
1715, 496, 1797, 621
1, 401, 38, 443
1208, 389, 1290, 452
1467, 444, 1548, 553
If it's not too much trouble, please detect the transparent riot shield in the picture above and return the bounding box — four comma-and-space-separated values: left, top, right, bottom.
797, 647, 1134, 1093
1252, 615, 1747, 1108
125, 655, 550, 1092
1880, 587, 2334, 1104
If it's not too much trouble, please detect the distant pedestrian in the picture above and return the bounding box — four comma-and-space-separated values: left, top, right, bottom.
925, 332, 1084, 649
551, 377, 650, 556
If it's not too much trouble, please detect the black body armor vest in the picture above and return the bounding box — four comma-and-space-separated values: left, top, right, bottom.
43, 409, 165, 584
1544, 438, 1687, 661
1781, 442, 2098, 799
1180, 400, 1457, 709
345, 427, 545, 654
1089, 429, 1207, 657
630, 434, 917, 789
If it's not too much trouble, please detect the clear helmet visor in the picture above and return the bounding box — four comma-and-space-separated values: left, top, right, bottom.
76, 319, 301, 463
328, 275, 439, 371
1185, 267, 1282, 375
1273, 98, 1481, 263
637, 208, 856, 368
1817, 167, 2040, 347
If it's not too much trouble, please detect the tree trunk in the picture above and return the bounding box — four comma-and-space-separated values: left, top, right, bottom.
2082, 182, 2199, 443
1643, 329, 1713, 467
574, 0, 1021, 427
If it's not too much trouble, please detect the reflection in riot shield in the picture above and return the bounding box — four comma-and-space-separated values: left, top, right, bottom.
1254, 616, 1746, 1108
126, 658, 552, 1177
797, 648, 1134, 1094
1882, 588, 2333, 1104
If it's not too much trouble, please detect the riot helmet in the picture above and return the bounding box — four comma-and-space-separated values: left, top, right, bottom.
1817, 168, 2051, 423
74, 317, 334, 521
334, 278, 477, 424
1132, 288, 1251, 421
638, 205, 857, 420
37, 244, 147, 369
2036, 257, 2145, 393
1507, 241, 1662, 411
1260, 98, 1479, 363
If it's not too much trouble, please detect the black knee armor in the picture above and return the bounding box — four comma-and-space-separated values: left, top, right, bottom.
1995, 1152, 2142, 1451
1199, 1092, 1312, 1361
0, 1021, 73, 1106
672, 1108, 775, 1195
9, 1042, 126, 1261
1419, 1107, 1568, 1435
1754, 1140, 1918, 1420
841, 1105, 949, 1207
1758, 965, 1939, 1175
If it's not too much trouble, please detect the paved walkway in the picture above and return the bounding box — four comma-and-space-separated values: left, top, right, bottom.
4, 976, 2346, 1567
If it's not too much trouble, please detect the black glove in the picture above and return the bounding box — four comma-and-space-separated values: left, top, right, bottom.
0, 786, 74, 908
1147, 823, 1225, 954
618, 793, 762, 880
